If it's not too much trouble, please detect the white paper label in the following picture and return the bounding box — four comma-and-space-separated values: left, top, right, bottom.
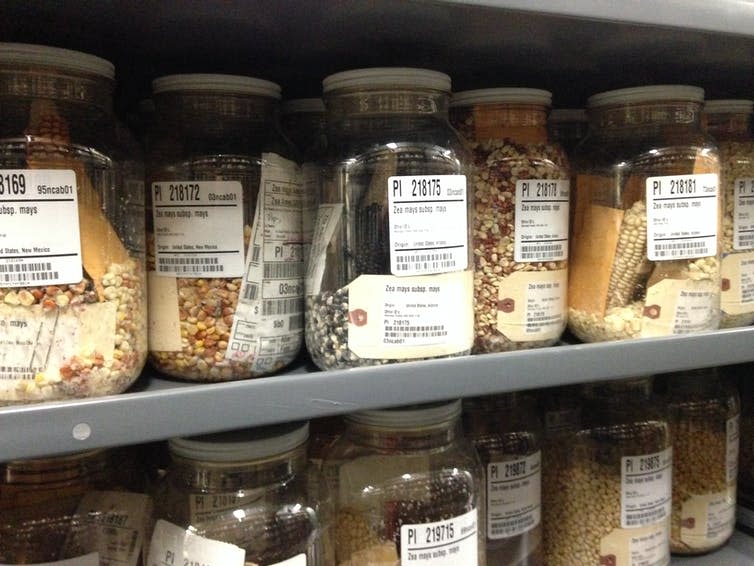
514, 179, 569, 262
733, 177, 754, 250
227, 154, 303, 373
400, 508, 478, 565
0, 169, 82, 286
646, 174, 718, 260
670, 284, 718, 334
152, 180, 245, 277
727, 415, 740, 484
487, 451, 541, 540
627, 526, 669, 566
621, 448, 672, 528
190, 492, 247, 524
270, 555, 306, 566
0, 554, 100, 566
62, 490, 152, 566
388, 175, 468, 276
305, 203, 343, 295
146, 520, 245, 566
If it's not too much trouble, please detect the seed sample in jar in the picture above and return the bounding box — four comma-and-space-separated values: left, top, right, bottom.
569, 85, 721, 342
463, 394, 543, 566
450, 89, 570, 353
305, 68, 474, 370
150, 422, 329, 565
543, 378, 672, 566
0, 43, 147, 404
322, 400, 485, 565
704, 100, 754, 327
658, 368, 740, 554
147, 74, 303, 381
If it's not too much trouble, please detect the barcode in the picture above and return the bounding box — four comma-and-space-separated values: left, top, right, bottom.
289, 314, 304, 331
264, 262, 304, 279
625, 506, 668, 527
157, 257, 219, 265
243, 283, 259, 301
0, 262, 52, 273
158, 264, 224, 274
738, 234, 754, 245
0, 364, 39, 380
520, 244, 564, 260
395, 252, 456, 272
263, 298, 301, 316
251, 245, 261, 263
0, 261, 59, 283
490, 515, 536, 536
384, 325, 447, 338
654, 241, 709, 257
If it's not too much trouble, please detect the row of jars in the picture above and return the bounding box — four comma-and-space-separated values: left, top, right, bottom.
1, 42, 754, 401
0, 367, 747, 565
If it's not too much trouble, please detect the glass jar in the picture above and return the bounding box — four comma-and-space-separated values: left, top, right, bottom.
0, 43, 147, 404
463, 393, 543, 566
0, 449, 152, 564
305, 68, 474, 370
704, 99, 754, 327
450, 89, 569, 353
322, 400, 485, 565
151, 422, 328, 565
658, 368, 739, 554
544, 378, 672, 566
547, 108, 588, 157
147, 74, 303, 381
569, 85, 721, 342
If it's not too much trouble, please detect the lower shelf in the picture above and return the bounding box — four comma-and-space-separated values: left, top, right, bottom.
673, 528, 752, 564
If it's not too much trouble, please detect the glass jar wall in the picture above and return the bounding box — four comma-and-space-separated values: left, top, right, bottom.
147, 74, 303, 381
568, 85, 721, 342
547, 108, 588, 157
703, 99, 754, 328
0, 43, 147, 404
450, 88, 569, 354
305, 68, 473, 370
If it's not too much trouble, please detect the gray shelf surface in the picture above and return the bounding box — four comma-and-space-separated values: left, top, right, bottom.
673, 529, 754, 565
1, 327, 752, 461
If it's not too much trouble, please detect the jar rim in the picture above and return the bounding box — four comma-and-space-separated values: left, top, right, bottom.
588, 85, 704, 108
169, 421, 309, 462
152, 73, 281, 99
322, 67, 451, 93
347, 399, 462, 428
0, 42, 114, 80
282, 97, 325, 114
549, 108, 588, 122
704, 99, 754, 114
450, 88, 552, 107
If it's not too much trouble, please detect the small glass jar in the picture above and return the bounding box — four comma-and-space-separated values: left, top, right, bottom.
151, 422, 328, 565
450, 89, 570, 353
0, 43, 147, 404
305, 68, 474, 370
463, 393, 543, 566
543, 378, 672, 566
547, 108, 588, 157
704, 99, 754, 327
0, 449, 151, 564
569, 85, 721, 342
147, 74, 303, 381
322, 400, 485, 565
658, 368, 739, 554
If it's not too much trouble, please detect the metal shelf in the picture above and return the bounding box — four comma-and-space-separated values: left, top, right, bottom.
672, 528, 754, 564
1, 327, 752, 461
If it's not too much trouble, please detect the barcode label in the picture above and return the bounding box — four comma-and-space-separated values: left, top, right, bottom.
0, 364, 38, 379
262, 298, 301, 316
156, 256, 225, 275
264, 262, 304, 279
395, 253, 456, 272
157, 257, 219, 265
621, 448, 672, 529
384, 324, 448, 339
653, 241, 709, 258
515, 179, 570, 262
243, 283, 259, 301
519, 244, 564, 261
251, 245, 261, 263
0, 261, 60, 284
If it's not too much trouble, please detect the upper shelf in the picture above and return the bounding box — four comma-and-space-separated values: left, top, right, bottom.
1, 327, 752, 461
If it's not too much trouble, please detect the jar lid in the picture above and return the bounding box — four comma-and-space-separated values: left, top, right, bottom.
323, 67, 451, 93
168, 421, 309, 462
347, 400, 462, 428
450, 88, 552, 107
0, 43, 114, 80
549, 108, 588, 122
704, 99, 754, 114
588, 85, 704, 108
282, 97, 326, 114
152, 74, 282, 99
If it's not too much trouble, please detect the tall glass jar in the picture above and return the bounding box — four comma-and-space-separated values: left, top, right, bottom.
0, 43, 147, 404
569, 85, 721, 342
147, 74, 303, 381
704, 99, 754, 327
658, 368, 739, 554
322, 400, 485, 565
150, 422, 328, 566
305, 68, 473, 370
0, 449, 152, 564
548, 108, 588, 157
450, 89, 569, 353
544, 378, 672, 566
463, 393, 543, 566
